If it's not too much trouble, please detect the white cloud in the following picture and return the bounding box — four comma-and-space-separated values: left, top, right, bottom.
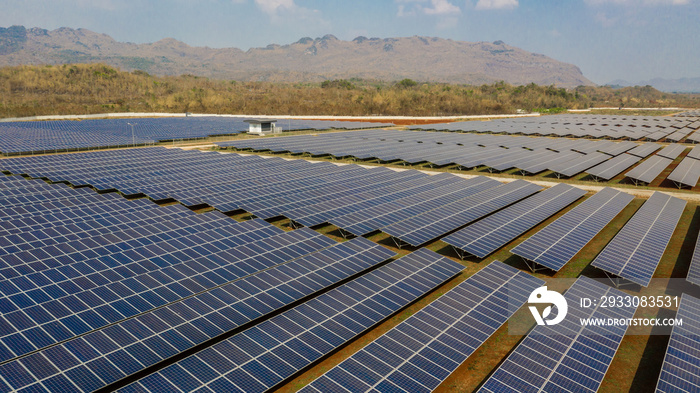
254, 0, 296, 15
395, 0, 461, 16
424, 0, 461, 14
474, 0, 518, 10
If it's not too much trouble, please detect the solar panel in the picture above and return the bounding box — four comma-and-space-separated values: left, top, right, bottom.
443, 183, 586, 259
668, 157, 700, 188
548, 152, 610, 178
686, 231, 700, 286
329, 176, 501, 238
591, 191, 686, 287
687, 145, 700, 160
655, 293, 700, 392
118, 248, 464, 393
585, 153, 642, 181
0, 234, 397, 392
511, 187, 634, 271
382, 179, 543, 247
625, 155, 673, 185
479, 276, 638, 393
627, 143, 661, 158
299, 260, 544, 393
657, 143, 687, 160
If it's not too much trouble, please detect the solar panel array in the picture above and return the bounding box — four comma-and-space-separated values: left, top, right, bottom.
299, 260, 545, 393
219, 129, 656, 180
118, 248, 464, 393
511, 187, 634, 271
0, 117, 391, 155
443, 183, 586, 259
383, 179, 543, 247
0, 172, 430, 392
479, 276, 638, 393
0, 148, 490, 225
591, 191, 686, 287
410, 114, 700, 141
655, 293, 700, 392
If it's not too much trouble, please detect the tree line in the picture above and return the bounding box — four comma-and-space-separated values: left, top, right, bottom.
0, 63, 698, 118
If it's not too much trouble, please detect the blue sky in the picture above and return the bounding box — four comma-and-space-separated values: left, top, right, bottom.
1, 0, 698, 84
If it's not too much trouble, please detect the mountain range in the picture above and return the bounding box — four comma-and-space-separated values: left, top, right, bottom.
0, 25, 593, 87
608, 77, 700, 93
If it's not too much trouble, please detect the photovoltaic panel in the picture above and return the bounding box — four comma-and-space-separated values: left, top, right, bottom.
686, 145, 700, 160
627, 143, 661, 158
625, 155, 673, 185
299, 260, 545, 393
479, 276, 638, 393
382, 179, 543, 247
0, 234, 397, 392
591, 191, 686, 287
585, 153, 642, 181
655, 294, 700, 392
657, 143, 687, 160
118, 248, 464, 393
511, 187, 634, 271
443, 183, 586, 259
548, 152, 610, 178
667, 157, 700, 188
329, 176, 501, 237
686, 231, 700, 286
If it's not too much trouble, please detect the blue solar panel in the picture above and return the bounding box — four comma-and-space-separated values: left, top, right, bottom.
0, 234, 397, 391
512, 187, 635, 271
118, 248, 464, 393
330, 176, 501, 238
479, 276, 638, 393
443, 183, 586, 259
655, 294, 700, 392
687, 232, 700, 287
300, 260, 544, 393
591, 191, 686, 287
383, 179, 543, 247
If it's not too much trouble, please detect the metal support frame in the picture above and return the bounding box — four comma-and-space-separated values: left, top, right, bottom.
602, 271, 637, 289
520, 256, 550, 273
336, 228, 355, 239
289, 220, 303, 229
390, 237, 409, 250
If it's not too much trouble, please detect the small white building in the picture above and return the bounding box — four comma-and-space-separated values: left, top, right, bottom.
245, 119, 281, 135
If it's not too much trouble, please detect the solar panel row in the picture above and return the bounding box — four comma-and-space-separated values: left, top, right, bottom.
443, 183, 587, 259
300, 260, 545, 393
0, 117, 392, 155
220, 129, 653, 179
118, 249, 464, 393
479, 276, 638, 393
591, 191, 686, 287
655, 293, 700, 392
330, 176, 501, 238
410, 114, 698, 140
383, 179, 543, 247
512, 187, 635, 271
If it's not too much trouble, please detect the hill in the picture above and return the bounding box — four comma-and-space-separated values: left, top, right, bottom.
608, 77, 700, 93
0, 26, 592, 87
